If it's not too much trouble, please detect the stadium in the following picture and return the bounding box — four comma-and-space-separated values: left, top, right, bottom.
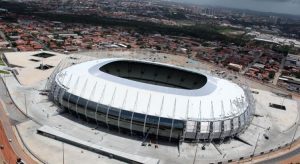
48, 58, 254, 142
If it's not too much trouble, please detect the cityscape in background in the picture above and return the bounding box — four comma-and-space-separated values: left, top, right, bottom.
0, 0, 300, 164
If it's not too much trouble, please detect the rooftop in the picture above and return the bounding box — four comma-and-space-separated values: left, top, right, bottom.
56, 58, 248, 121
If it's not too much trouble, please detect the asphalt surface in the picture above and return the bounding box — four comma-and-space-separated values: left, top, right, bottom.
0, 76, 28, 123
256, 134, 300, 164
0, 76, 36, 164
261, 147, 300, 164
0, 121, 18, 163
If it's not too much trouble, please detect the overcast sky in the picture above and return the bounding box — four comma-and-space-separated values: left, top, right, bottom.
170, 0, 300, 15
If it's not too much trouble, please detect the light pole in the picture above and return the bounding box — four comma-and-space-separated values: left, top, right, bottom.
192, 144, 199, 164
290, 109, 299, 150
24, 93, 28, 116
251, 133, 260, 162
62, 142, 65, 164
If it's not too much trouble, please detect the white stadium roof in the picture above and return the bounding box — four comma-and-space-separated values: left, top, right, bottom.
55, 58, 248, 122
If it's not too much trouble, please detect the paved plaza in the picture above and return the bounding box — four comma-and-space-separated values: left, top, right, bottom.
1, 50, 300, 164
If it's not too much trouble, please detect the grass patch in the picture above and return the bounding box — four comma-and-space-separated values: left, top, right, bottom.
217, 28, 234, 34
0, 70, 9, 74
216, 27, 244, 36
0, 58, 5, 66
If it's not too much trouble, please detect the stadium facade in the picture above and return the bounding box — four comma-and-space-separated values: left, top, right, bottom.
48, 58, 254, 142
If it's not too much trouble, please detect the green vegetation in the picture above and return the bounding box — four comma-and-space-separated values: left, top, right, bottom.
0, 57, 5, 66
32, 13, 248, 46
293, 72, 300, 79
0, 70, 9, 74
0, 0, 250, 46
215, 47, 224, 52
215, 27, 236, 34
272, 45, 291, 55
163, 11, 187, 20
268, 71, 276, 79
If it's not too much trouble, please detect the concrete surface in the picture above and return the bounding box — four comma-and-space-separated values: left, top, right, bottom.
2, 50, 300, 164
3, 51, 67, 85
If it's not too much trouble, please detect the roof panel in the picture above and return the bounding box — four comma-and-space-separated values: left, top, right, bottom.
174, 97, 188, 120
136, 91, 150, 114
123, 90, 138, 112
101, 84, 115, 106
187, 99, 200, 120
56, 58, 249, 122
148, 94, 164, 116
161, 95, 175, 118
112, 87, 127, 108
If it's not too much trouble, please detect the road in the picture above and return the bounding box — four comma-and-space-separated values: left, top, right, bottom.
0, 76, 28, 123
25, 30, 50, 51
0, 30, 7, 41
272, 56, 286, 85
0, 102, 37, 164
256, 140, 300, 164
0, 76, 37, 164
0, 121, 18, 163
0, 30, 12, 48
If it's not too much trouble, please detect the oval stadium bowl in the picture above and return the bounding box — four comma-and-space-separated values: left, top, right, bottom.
49, 58, 252, 142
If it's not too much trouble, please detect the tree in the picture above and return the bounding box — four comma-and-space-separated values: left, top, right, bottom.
294, 72, 300, 79
268, 71, 275, 79
155, 45, 161, 50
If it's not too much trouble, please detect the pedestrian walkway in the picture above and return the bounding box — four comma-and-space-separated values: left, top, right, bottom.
38, 125, 160, 164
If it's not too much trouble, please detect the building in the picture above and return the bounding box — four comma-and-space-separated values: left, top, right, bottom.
48, 58, 254, 142
279, 76, 300, 92
285, 54, 300, 68
228, 63, 243, 72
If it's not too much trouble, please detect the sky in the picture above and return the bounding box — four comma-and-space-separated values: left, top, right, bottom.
170, 0, 300, 15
